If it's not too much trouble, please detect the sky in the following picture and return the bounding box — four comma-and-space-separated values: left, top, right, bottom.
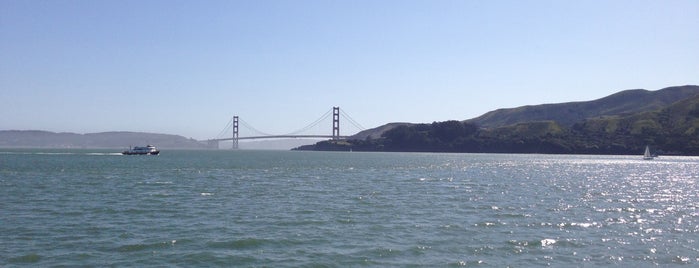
1, 0, 698, 140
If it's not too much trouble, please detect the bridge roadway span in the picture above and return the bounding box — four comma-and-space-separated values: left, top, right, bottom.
211, 135, 348, 142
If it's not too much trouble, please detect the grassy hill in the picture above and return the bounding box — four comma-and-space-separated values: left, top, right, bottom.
568, 94, 699, 154
466, 85, 699, 128
348, 122, 413, 140
297, 85, 699, 155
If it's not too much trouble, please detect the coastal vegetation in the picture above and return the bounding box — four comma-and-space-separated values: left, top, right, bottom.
296, 85, 699, 155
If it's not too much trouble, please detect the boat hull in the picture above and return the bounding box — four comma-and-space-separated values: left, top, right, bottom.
122, 151, 159, 155
122, 145, 160, 155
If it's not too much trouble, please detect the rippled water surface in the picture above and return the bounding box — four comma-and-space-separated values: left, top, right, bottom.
1, 150, 698, 266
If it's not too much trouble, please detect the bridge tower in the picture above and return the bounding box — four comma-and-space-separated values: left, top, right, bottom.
232, 116, 239, 149
332, 107, 340, 140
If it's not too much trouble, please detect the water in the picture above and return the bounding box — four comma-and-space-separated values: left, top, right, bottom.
1, 149, 697, 266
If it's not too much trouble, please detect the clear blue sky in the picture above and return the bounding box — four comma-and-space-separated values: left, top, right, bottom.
1, 0, 698, 140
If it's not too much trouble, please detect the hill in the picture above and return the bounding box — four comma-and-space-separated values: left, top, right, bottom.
466, 85, 699, 128
0, 130, 210, 149
568, 93, 699, 154
348, 122, 413, 140
296, 85, 699, 155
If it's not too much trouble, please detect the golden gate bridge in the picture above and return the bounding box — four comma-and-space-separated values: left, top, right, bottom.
207, 107, 365, 149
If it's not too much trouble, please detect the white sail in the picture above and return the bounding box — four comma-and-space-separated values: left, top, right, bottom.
643, 145, 653, 160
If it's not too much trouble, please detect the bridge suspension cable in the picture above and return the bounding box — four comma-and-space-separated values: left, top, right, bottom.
238, 118, 275, 137
214, 117, 234, 140
284, 108, 334, 136
340, 109, 365, 131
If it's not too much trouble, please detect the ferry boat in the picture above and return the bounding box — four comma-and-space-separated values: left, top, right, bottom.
122, 145, 160, 155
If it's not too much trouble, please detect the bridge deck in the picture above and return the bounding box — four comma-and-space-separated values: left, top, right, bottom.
210, 135, 348, 141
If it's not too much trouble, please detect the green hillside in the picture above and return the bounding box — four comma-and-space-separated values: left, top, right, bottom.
467, 85, 699, 127
569, 94, 699, 154
296, 85, 699, 155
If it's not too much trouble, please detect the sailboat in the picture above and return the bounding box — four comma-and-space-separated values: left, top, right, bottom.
643, 145, 654, 160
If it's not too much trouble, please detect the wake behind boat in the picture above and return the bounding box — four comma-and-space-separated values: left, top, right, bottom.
122, 145, 160, 155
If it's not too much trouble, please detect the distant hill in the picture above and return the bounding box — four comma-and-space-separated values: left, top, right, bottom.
347, 85, 699, 141
466, 85, 699, 128
296, 85, 699, 155
0, 130, 211, 149
567, 93, 699, 154
348, 122, 413, 140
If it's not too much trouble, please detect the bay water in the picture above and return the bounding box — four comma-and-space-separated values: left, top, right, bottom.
1, 149, 697, 266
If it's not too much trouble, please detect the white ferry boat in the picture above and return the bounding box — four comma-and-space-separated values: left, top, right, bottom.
122, 145, 160, 155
